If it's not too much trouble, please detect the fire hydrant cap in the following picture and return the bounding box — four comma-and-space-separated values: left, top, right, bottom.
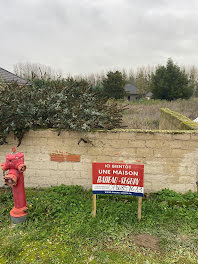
6, 152, 24, 160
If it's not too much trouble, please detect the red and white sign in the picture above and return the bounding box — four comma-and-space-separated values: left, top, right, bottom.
92, 162, 144, 196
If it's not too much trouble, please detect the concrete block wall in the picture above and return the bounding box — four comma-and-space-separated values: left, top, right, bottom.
0, 129, 198, 193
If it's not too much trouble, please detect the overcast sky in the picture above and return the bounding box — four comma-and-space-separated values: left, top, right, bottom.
1, 0, 198, 76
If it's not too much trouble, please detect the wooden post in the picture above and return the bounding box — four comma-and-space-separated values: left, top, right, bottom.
92, 194, 96, 217
138, 196, 143, 221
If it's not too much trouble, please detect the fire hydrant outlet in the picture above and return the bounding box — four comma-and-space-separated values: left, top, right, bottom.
18, 164, 26, 173
4, 173, 18, 186
0, 164, 6, 171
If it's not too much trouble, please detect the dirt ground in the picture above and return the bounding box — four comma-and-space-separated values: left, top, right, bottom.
131, 233, 160, 251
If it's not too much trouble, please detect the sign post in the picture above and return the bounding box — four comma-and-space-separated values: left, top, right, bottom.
92, 194, 96, 217
138, 196, 143, 221
92, 162, 144, 220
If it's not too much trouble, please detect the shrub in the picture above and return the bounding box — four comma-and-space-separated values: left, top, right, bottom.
0, 78, 125, 145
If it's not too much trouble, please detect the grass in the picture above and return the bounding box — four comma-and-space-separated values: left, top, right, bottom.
0, 186, 197, 263
121, 98, 198, 129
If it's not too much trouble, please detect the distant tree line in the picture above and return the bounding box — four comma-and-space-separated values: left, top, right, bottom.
13, 59, 198, 100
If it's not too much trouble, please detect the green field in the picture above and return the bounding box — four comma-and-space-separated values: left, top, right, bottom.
0, 186, 197, 264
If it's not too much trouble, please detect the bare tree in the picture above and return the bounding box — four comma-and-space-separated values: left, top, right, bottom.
186, 66, 198, 97
13, 62, 62, 80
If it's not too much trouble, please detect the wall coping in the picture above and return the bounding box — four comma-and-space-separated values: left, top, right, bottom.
30, 127, 198, 135
160, 108, 198, 130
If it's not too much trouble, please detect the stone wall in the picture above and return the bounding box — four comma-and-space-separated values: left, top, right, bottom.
159, 108, 198, 130
0, 129, 198, 193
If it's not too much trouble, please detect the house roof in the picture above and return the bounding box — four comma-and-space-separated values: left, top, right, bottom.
146, 92, 153, 97
0, 67, 28, 85
124, 84, 139, 95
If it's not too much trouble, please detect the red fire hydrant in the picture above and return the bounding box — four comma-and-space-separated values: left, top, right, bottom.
1, 147, 28, 223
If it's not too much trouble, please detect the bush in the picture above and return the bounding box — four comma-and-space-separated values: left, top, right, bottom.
0, 78, 125, 145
